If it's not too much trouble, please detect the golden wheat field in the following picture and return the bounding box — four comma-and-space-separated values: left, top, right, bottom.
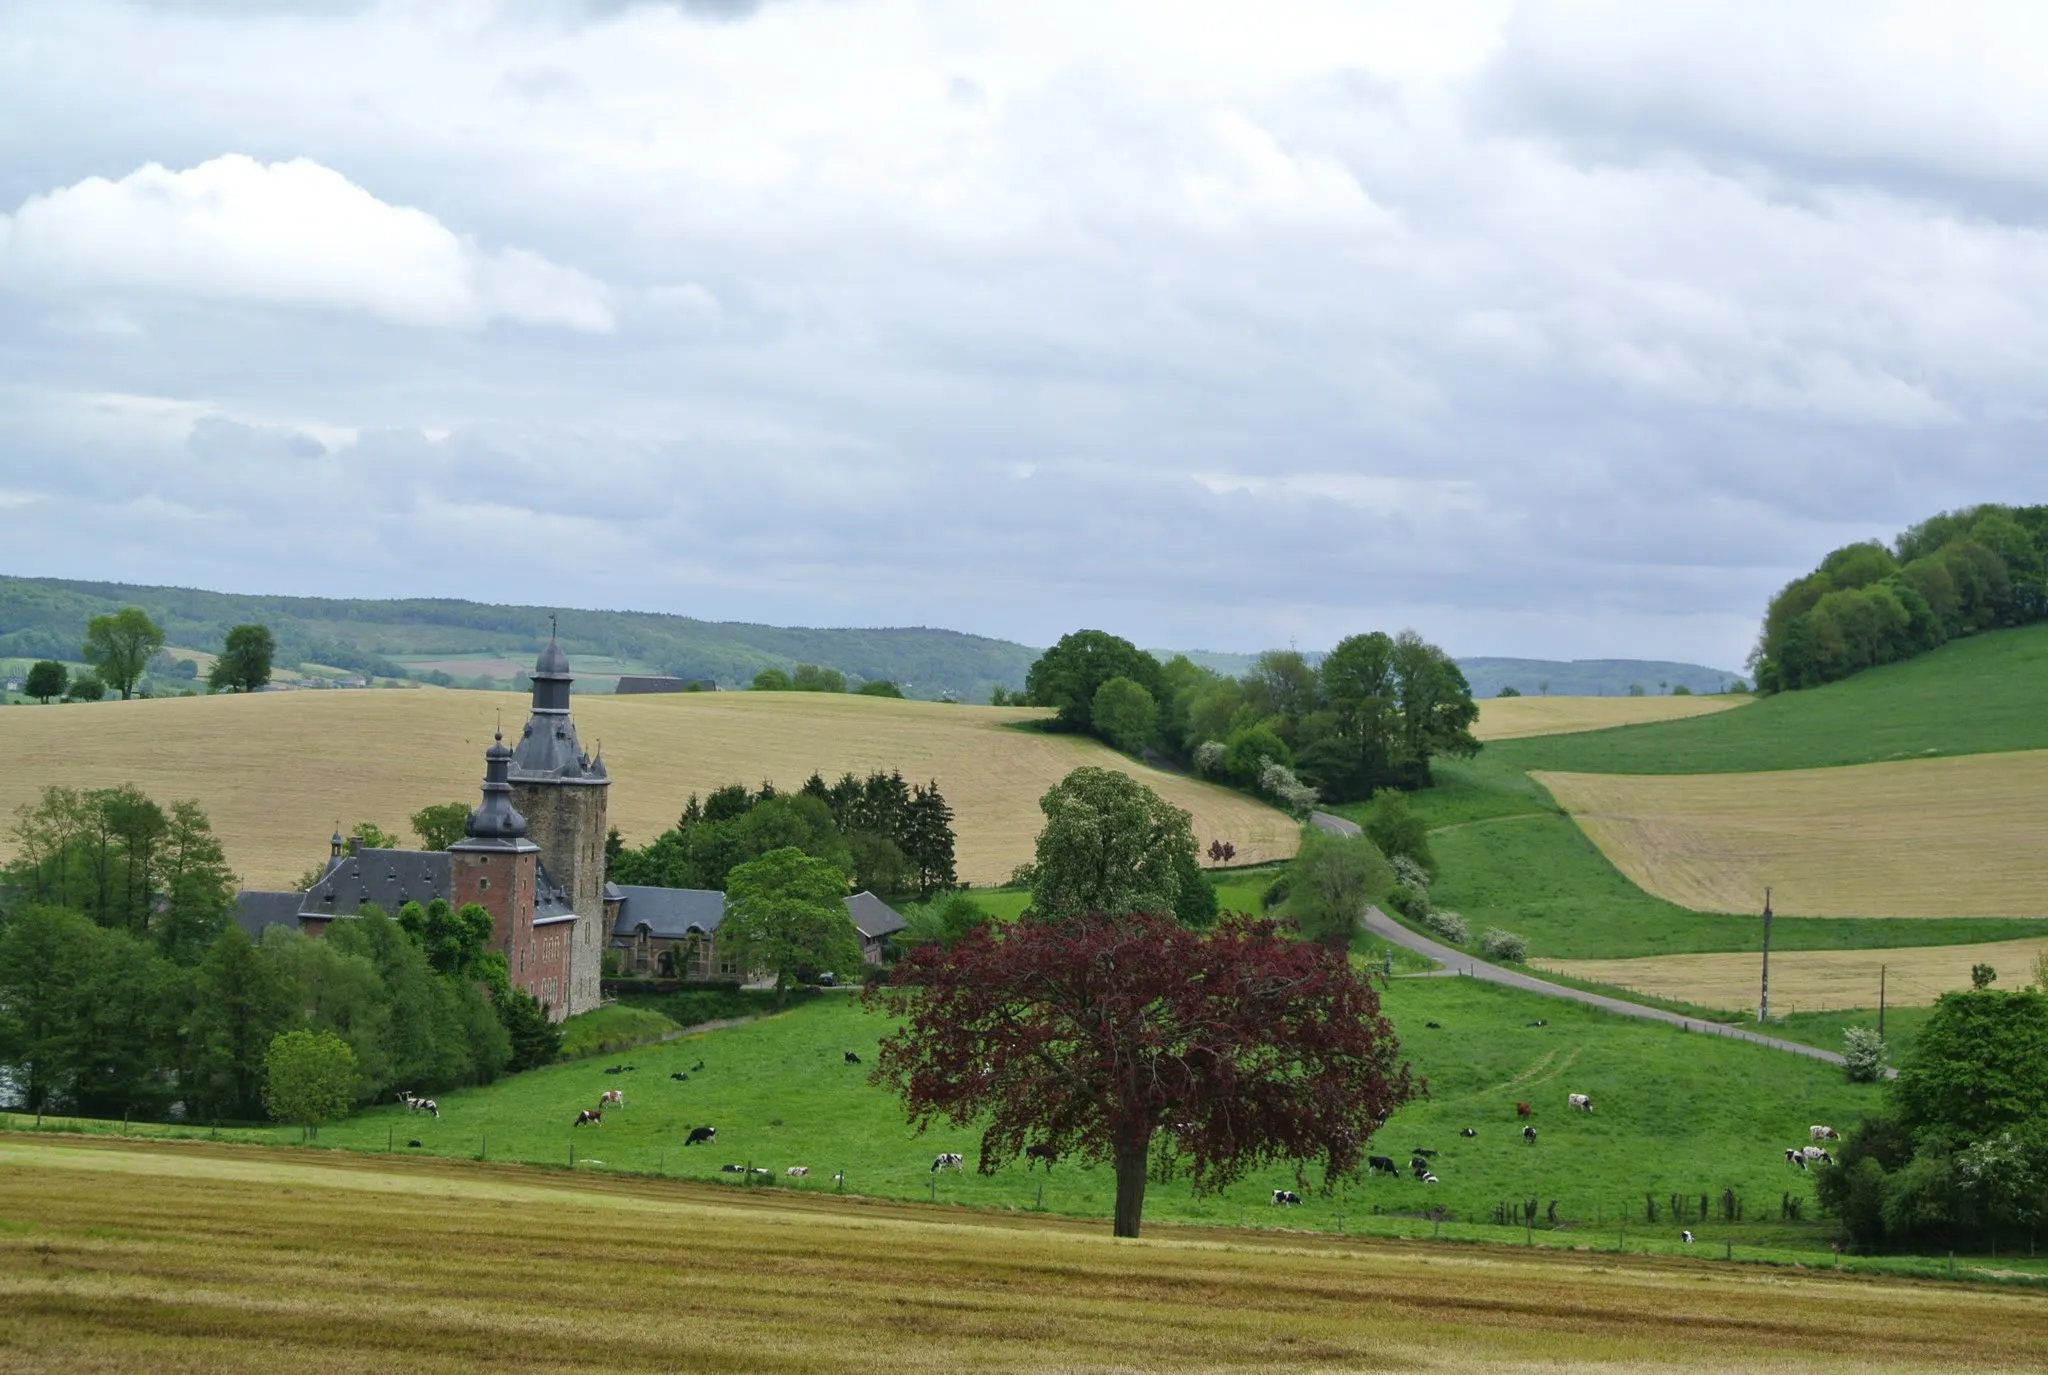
2, 1137, 2042, 1374
1536, 750, 2048, 918
1471, 693, 1746, 741
1538, 936, 2048, 1013
0, 690, 1296, 889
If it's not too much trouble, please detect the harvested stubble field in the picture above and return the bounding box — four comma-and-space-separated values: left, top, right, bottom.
1538, 935, 2048, 1014
1472, 693, 1746, 741
3, 1138, 2043, 1374
0, 689, 1295, 888
1535, 750, 2048, 919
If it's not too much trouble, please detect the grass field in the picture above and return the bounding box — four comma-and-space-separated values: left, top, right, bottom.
1493, 624, 2048, 776
7, 1140, 2043, 1373
1472, 692, 1746, 741
1539, 937, 2048, 1014
8, 976, 1898, 1250
0, 689, 1296, 888
1538, 751, 2048, 919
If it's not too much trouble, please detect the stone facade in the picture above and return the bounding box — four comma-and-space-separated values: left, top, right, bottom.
510, 780, 607, 1016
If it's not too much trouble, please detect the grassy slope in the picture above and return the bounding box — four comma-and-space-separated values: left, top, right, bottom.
1493, 623, 2048, 776
26, 978, 1893, 1255
8, 1140, 2042, 1373
1357, 757, 2048, 960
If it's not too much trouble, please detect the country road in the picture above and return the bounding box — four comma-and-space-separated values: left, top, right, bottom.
1308, 811, 1865, 1071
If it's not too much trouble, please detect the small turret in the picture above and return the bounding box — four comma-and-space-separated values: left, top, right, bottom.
462, 731, 530, 844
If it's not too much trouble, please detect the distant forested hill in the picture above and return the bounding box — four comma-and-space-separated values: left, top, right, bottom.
0, 576, 1038, 701
1161, 648, 1740, 698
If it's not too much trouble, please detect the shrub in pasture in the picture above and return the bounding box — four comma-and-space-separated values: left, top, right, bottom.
1842, 1026, 1889, 1083
1496, 685, 1521, 697
1971, 963, 1998, 989
1388, 854, 1430, 896
263, 1029, 359, 1141
1286, 830, 1392, 950
1361, 791, 1433, 875
1192, 740, 1225, 775
1424, 909, 1468, 945
751, 668, 792, 691
66, 675, 106, 702
1257, 761, 1320, 818
1480, 928, 1528, 963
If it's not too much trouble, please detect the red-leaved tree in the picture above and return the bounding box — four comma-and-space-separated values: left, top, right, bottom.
865, 909, 1410, 1237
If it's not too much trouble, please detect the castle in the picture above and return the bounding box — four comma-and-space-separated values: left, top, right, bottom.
234, 635, 905, 1019
236, 635, 613, 1020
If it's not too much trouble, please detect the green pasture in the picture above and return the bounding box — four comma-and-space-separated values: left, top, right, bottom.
17, 974, 1901, 1258
1494, 623, 2048, 776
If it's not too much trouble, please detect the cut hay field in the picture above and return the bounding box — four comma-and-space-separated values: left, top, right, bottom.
1537, 751, 2048, 919
7, 1141, 2043, 1374
1472, 692, 1745, 741
1539, 934, 2048, 1015
0, 690, 1296, 888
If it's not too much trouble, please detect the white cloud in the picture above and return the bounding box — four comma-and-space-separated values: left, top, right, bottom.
0, 155, 613, 332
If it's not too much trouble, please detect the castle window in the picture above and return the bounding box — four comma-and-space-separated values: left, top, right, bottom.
478, 877, 491, 892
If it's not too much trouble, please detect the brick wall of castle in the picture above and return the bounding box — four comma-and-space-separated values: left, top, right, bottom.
509, 781, 607, 1018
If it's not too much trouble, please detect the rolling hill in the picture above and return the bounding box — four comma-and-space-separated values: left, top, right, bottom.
0, 688, 1298, 889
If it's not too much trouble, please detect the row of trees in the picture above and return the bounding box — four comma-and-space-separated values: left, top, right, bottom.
751, 663, 905, 698
1753, 504, 2048, 692
608, 770, 957, 897
16, 609, 276, 703
1018, 628, 1480, 806
1817, 987, 2048, 1251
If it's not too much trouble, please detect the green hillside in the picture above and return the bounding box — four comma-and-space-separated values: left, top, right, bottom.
0, 575, 1038, 701
1493, 624, 2048, 776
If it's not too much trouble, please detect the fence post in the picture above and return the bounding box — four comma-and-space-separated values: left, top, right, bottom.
481, 1133, 487, 1162
1035, 1181, 1044, 1211
569, 1140, 575, 1169
387, 1127, 393, 1153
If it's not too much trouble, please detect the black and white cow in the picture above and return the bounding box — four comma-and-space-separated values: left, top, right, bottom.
684, 1125, 717, 1146
1025, 1143, 1058, 1171
844, 1051, 862, 1064
1568, 1093, 1592, 1113
598, 1089, 624, 1109
1681, 1230, 1694, 1245
574, 1109, 602, 1127
1271, 1190, 1301, 1206
1368, 1155, 1398, 1176
720, 1164, 745, 1173
1803, 1146, 1833, 1165
1522, 1125, 1538, 1144
932, 1153, 965, 1173
1785, 1148, 1807, 1169
1810, 1125, 1838, 1141
1460, 1128, 1478, 1138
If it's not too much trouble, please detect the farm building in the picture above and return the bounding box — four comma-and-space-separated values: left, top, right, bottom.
613, 674, 718, 694
608, 884, 906, 977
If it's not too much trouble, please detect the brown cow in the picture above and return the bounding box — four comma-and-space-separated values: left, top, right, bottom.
1516, 1101, 1532, 1119
574, 1109, 602, 1127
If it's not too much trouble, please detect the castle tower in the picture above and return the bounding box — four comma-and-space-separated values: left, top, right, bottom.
507, 628, 609, 1016
449, 731, 545, 1000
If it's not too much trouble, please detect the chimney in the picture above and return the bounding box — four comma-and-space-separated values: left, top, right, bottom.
347, 835, 364, 856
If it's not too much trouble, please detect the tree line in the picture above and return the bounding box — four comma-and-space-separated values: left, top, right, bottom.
17, 606, 279, 703
607, 769, 957, 897
0, 785, 558, 1123
1013, 627, 1480, 808
1752, 503, 2048, 692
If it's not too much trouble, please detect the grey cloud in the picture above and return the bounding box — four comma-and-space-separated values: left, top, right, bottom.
187, 415, 327, 462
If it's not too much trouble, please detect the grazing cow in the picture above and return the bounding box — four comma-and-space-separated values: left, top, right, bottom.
605, 1065, 625, 1076
750, 1168, 771, 1176
1025, 1143, 1058, 1171
833, 1172, 845, 1187
1424, 1021, 1442, 1029
1525, 1019, 1548, 1028
1412, 1148, 1438, 1159
1368, 1155, 1398, 1176
1568, 1093, 1592, 1113
1803, 1146, 1833, 1165
1271, 1190, 1301, 1206
1785, 1148, 1807, 1169
1681, 1230, 1694, 1245
1409, 1156, 1430, 1175
1460, 1128, 1478, 1138
1522, 1125, 1538, 1144
787, 1166, 809, 1178
670, 1072, 689, 1082
1516, 1102, 1532, 1119
684, 1126, 717, 1146
574, 1110, 602, 1127
932, 1153, 965, 1173
407, 1139, 422, 1148
1422, 1173, 1439, 1185
844, 1051, 862, 1064
1810, 1125, 1838, 1142
720, 1164, 745, 1173
691, 1060, 705, 1073
599, 1089, 624, 1108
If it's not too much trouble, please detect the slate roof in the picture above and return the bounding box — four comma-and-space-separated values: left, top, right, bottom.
234, 890, 305, 943
607, 885, 905, 943
301, 849, 454, 916
845, 890, 908, 941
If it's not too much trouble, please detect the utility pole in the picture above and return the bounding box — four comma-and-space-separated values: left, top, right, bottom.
1878, 964, 1886, 1038
1758, 887, 1773, 1024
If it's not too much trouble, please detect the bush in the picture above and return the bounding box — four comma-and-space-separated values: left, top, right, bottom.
1383, 885, 1428, 921
1480, 928, 1528, 962
1388, 854, 1430, 895
1192, 740, 1225, 775
1424, 909, 1468, 945
1362, 791, 1433, 875
1842, 1026, 1889, 1083
66, 675, 107, 702
1257, 761, 1320, 818
1260, 875, 1290, 910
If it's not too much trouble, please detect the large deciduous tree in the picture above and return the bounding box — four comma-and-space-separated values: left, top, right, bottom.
81, 608, 165, 701
1286, 829, 1392, 950
208, 624, 276, 693
868, 910, 1410, 1237
1024, 630, 1165, 735
263, 1029, 359, 1141
410, 802, 471, 851
721, 845, 862, 993
1028, 767, 1201, 924
25, 660, 67, 704
1089, 675, 1157, 753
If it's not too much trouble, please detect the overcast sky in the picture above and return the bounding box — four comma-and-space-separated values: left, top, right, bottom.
4, 1, 2044, 669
